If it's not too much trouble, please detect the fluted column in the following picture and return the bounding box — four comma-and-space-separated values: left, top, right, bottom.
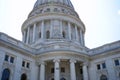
70, 59, 76, 80
60, 20, 63, 38
26, 27, 30, 44
50, 20, 53, 38
41, 21, 44, 39
39, 62, 45, 80
83, 63, 89, 80
33, 23, 36, 42
68, 22, 71, 40
75, 25, 79, 41
80, 29, 84, 45
54, 59, 60, 80
23, 30, 26, 42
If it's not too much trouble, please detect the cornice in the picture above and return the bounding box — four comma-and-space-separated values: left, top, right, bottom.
22, 12, 85, 33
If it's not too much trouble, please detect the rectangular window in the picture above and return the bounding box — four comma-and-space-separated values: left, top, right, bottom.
114, 59, 119, 66
102, 63, 106, 69
97, 64, 101, 70
22, 61, 25, 67
61, 67, 65, 73
26, 62, 30, 68
10, 57, 14, 63
4, 55, 9, 61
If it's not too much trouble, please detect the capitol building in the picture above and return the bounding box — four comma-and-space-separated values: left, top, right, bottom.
0, 0, 120, 80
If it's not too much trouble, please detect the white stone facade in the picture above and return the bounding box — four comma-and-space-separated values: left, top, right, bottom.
0, 0, 120, 80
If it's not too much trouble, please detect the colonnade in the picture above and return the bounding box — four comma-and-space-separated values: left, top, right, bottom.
39, 59, 89, 80
23, 20, 84, 45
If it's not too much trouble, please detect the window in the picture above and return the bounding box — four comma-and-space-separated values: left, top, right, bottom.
62, 31, 65, 38
46, 8, 50, 12
54, 8, 58, 12
10, 57, 14, 63
51, 68, 54, 73
97, 64, 101, 70
1, 68, 10, 80
61, 67, 65, 73
26, 62, 30, 68
46, 31, 50, 39
22, 61, 25, 67
97, 62, 106, 70
39, 32, 41, 38
60, 78, 66, 80
21, 73, 27, 80
102, 63, 106, 69
4, 55, 9, 61
114, 59, 119, 66
100, 75, 107, 80
62, 9, 65, 13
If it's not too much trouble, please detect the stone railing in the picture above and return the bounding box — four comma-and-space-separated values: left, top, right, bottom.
88, 41, 120, 55
0, 32, 35, 53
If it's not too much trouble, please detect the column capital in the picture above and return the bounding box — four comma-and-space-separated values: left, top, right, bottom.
38, 61, 46, 65
70, 59, 76, 63
53, 59, 60, 63
82, 62, 89, 66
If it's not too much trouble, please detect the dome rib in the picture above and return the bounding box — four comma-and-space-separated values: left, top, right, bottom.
34, 0, 74, 9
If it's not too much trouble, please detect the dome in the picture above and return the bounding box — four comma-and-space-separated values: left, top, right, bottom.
22, 0, 85, 49
34, 0, 74, 9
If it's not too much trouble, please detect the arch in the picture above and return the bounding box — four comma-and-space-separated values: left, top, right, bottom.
1, 68, 10, 80
46, 30, 50, 39
100, 75, 107, 80
62, 31, 66, 38
21, 73, 27, 80
60, 77, 66, 80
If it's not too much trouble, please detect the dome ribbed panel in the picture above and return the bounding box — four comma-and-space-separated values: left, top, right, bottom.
34, 0, 74, 9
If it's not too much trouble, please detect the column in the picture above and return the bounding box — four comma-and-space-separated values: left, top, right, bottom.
75, 25, 79, 41
60, 20, 63, 38
80, 29, 84, 45
33, 23, 36, 42
40, 62, 45, 80
54, 59, 60, 80
50, 20, 53, 38
83, 63, 89, 80
22, 30, 26, 42
70, 59, 76, 80
26, 27, 30, 44
41, 21, 44, 39
68, 22, 71, 40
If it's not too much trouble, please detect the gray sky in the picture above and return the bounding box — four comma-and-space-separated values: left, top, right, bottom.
0, 0, 120, 48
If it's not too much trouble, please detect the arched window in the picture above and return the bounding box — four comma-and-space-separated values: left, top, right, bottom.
46, 30, 50, 39
39, 32, 41, 38
100, 75, 107, 80
62, 31, 65, 38
1, 68, 10, 80
21, 73, 27, 80
60, 77, 66, 80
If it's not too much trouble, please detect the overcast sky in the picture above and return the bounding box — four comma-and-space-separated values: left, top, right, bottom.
0, 0, 120, 48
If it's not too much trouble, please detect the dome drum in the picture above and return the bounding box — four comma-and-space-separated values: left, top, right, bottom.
22, 19, 85, 47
